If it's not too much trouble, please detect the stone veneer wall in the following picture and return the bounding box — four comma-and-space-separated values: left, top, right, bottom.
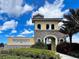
34, 30, 65, 45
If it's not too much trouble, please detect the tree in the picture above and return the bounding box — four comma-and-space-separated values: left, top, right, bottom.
60, 9, 79, 44
0, 43, 4, 47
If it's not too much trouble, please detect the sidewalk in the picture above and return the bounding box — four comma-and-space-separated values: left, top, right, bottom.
58, 53, 78, 59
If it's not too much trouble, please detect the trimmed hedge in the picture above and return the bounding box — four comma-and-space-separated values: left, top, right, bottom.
0, 48, 60, 59
56, 43, 71, 54
56, 42, 79, 58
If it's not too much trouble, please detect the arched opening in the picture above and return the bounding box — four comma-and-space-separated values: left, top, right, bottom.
45, 36, 55, 50
37, 24, 41, 30
60, 39, 64, 44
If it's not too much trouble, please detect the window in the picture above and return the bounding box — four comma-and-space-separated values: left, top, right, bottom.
46, 24, 49, 30
38, 39, 41, 43
37, 24, 41, 29
60, 39, 63, 43
51, 24, 54, 29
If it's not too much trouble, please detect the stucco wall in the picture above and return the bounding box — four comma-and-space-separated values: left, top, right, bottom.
35, 21, 60, 30
7, 37, 35, 45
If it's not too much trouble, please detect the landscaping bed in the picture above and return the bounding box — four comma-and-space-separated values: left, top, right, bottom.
0, 48, 60, 59
0, 54, 32, 59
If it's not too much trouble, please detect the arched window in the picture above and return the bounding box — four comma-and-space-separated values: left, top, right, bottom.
60, 39, 63, 43
51, 24, 54, 29
37, 24, 41, 30
46, 24, 49, 30
38, 39, 41, 43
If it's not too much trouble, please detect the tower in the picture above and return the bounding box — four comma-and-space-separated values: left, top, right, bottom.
32, 14, 65, 50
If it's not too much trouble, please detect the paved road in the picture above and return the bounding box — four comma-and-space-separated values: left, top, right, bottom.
58, 53, 78, 59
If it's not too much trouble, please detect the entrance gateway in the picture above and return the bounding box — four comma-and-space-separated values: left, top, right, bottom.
32, 14, 66, 51
44, 35, 56, 50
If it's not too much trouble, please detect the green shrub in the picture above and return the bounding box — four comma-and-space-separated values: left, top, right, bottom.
0, 48, 60, 59
31, 41, 48, 49
0, 54, 32, 59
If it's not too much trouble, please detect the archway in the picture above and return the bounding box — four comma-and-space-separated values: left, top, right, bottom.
44, 36, 56, 50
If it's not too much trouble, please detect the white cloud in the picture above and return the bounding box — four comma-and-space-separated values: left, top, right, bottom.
0, 31, 2, 33
33, 0, 69, 18
1, 20, 18, 30
26, 18, 34, 26
11, 29, 17, 33
0, 0, 33, 16
17, 34, 25, 37
21, 29, 34, 34
0, 26, 2, 30
21, 4, 33, 14
32, 34, 34, 37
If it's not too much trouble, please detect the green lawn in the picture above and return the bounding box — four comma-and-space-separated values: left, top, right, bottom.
0, 54, 32, 59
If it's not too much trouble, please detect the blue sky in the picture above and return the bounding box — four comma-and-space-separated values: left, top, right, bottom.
0, 0, 79, 43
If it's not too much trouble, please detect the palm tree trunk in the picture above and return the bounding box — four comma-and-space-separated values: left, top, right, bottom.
69, 34, 72, 44
69, 34, 72, 51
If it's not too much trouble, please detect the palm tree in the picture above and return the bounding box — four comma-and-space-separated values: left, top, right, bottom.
69, 9, 79, 25
60, 9, 79, 44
